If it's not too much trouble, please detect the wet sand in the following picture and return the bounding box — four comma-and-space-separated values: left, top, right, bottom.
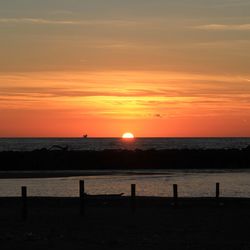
1, 197, 250, 249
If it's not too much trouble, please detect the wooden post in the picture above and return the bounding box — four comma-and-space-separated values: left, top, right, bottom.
173, 184, 178, 199
131, 184, 136, 198
21, 186, 27, 220
216, 183, 220, 199
172, 184, 178, 207
131, 184, 136, 212
79, 180, 85, 216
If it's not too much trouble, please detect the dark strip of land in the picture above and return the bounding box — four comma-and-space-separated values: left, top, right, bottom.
1, 197, 250, 250
1, 147, 250, 171
0, 170, 112, 179
0, 170, 175, 179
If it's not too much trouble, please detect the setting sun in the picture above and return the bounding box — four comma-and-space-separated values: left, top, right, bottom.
122, 132, 134, 139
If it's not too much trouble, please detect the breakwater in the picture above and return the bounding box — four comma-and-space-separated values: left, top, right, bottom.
1, 147, 250, 171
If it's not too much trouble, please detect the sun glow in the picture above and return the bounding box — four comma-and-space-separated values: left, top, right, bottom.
122, 132, 134, 139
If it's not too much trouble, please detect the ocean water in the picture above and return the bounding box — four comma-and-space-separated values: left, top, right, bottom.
1, 169, 250, 197
0, 137, 250, 151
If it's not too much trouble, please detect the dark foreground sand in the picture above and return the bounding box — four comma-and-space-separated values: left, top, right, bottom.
1, 197, 250, 250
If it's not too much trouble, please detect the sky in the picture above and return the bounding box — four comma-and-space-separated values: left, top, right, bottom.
0, 0, 250, 137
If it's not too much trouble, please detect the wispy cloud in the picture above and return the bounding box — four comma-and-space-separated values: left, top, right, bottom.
0, 18, 137, 26
0, 18, 78, 25
0, 86, 168, 98
49, 10, 74, 15
1, 71, 250, 119
194, 24, 250, 31
241, 78, 250, 82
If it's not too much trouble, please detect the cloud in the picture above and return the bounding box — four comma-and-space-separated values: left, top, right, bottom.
0, 86, 168, 98
0, 18, 78, 25
1, 71, 250, 119
49, 10, 74, 15
194, 24, 250, 31
0, 18, 137, 26
1, 71, 250, 100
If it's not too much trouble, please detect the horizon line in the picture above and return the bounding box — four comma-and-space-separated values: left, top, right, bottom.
1, 136, 250, 139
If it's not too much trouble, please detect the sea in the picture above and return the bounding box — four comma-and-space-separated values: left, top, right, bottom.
0, 137, 250, 151
0, 137, 250, 197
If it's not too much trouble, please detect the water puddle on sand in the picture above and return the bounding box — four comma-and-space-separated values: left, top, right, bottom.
1, 169, 250, 197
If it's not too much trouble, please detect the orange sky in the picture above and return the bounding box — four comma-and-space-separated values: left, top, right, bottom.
1, 71, 250, 137
0, 1, 250, 137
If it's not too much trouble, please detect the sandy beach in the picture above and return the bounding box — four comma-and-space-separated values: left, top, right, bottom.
1, 197, 250, 249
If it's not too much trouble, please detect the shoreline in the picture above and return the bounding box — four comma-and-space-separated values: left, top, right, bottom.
0, 170, 115, 179
0, 168, 248, 179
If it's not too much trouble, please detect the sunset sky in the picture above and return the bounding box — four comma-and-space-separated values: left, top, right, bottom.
0, 0, 250, 137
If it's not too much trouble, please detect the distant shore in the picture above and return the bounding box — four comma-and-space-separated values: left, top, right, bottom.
0, 169, 170, 179
1, 196, 250, 249
1, 148, 250, 172
0, 171, 96, 179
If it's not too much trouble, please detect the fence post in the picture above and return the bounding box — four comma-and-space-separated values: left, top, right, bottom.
173, 184, 178, 206
173, 184, 178, 199
79, 180, 85, 216
21, 186, 27, 220
216, 183, 220, 199
131, 184, 136, 212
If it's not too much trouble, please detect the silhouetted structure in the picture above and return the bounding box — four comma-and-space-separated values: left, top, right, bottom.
49, 145, 69, 151
1, 147, 250, 171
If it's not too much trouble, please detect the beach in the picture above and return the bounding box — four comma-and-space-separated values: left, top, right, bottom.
1, 147, 250, 249
1, 197, 250, 249
1, 0, 249, 247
